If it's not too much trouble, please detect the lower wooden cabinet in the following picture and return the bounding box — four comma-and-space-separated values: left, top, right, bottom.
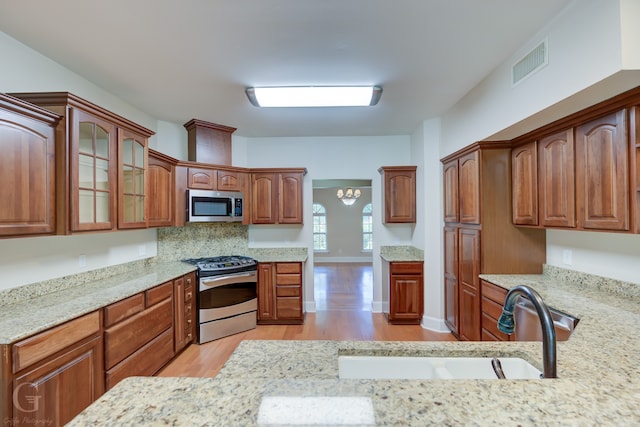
174, 272, 196, 353
385, 261, 424, 324
8, 311, 103, 427
480, 280, 511, 341
104, 281, 173, 390
257, 262, 304, 324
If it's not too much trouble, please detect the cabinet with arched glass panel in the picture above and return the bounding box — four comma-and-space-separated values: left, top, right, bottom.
11, 92, 154, 233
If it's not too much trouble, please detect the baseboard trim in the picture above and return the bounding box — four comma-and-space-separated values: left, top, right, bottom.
421, 315, 450, 333
305, 301, 316, 313
314, 257, 373, 263
371, 300, 383, 313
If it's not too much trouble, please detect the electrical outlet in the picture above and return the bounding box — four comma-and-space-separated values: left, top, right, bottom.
79, 254, 86, 267
563, 249, 573, 266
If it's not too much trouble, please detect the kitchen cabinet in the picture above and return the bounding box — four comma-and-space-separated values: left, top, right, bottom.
174, 272, 196, 353
441, 143, 546, 341
9, 311, 103, 427
148, 149, 176, 227
184, 119, 236, 166
187, 166, 248, 193
104, 281, 174, 390
480, 280, 511, 341
118, 129, 148, 228
538, 129, 576, 228
250, 169, 306, 224
379, 166, 417, 223
0, 94, 61, 237
385, 262, 423, 324
9, 92, 154, 233
511, 141, 538, 226
257, 262, 304, 324
575, 110, 629, 231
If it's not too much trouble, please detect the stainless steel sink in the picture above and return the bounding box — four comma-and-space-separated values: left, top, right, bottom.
514, 298, 579, 341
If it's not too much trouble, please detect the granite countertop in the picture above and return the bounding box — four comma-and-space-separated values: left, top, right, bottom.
379, 245, 424, 262
0, 261, 196, 344
246, 247, 308, 263
68, 269, 640, 425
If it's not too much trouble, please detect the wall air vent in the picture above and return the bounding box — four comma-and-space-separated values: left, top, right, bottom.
512, 39, 548, 86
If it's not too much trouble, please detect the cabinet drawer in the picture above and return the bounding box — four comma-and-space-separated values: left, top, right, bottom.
104, 293, 145, 327
276, 273, 301, 285
145, 281, 173, 306
276, 285, 301, 297
481, 296, 505, 321
276, 262, 301, 274
481, 280, 507, 304
105, 328, 174, 390
13, 311, 100, 373
104, 298, 172, 369
481, 312, 510, 341
390, 262, 423, 275
276, 297, 302, 318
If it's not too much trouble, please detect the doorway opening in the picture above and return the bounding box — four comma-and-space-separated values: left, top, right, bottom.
312, 179, 373, 312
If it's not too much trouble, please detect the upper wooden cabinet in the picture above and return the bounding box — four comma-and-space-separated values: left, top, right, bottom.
0, 94, 61, 237
379, 166, 417, 223
539, 129, 575, 228
187, 166, 247, 193
184, 119, 235, 166
10, 92, 154, 234
148, 149, 176, 228
251, 169, 305, 224
575, 110, 629, 231
633, 107, 640, 234
118, 130, 148, 229
511, 141, 538, 226
443, 153, 479, 225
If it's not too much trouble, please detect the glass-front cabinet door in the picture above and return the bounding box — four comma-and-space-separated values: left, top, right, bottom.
72, 109, 117, 231
118, 130, 148, 228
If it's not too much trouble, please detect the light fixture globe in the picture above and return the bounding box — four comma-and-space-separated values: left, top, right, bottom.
337, 188, 361, 206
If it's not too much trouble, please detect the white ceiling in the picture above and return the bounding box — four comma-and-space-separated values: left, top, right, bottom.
0, 0, 571, 138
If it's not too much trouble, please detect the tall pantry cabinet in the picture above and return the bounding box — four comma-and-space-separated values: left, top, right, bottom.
441, 142, 546, 341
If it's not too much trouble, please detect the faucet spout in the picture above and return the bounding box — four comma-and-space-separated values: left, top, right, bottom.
497, 285, 557, 378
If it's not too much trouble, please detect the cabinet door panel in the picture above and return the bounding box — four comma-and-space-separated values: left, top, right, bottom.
118, 130, 148, 229
511, 141, 538, 225
443, 160, 459, 223
257, 263, 275, 320
0, 115, 56, 236
458, 228, 480, 341
389, 276, 423, 321
251, 173, 277, 224
383, 168, 416, 223
458, 151, 480, 224
13, 336, 103, 426
539, 130, 575, 227
148, 154, 174, 227
187, 168, 216, 190
71, 109, 117, 231
217, 170, 245, 192
278, 172, 303, 224
575, 110, 629, 230
443, 226, 459, 335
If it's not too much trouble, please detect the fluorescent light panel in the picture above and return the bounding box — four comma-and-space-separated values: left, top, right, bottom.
246, 86, 382, 107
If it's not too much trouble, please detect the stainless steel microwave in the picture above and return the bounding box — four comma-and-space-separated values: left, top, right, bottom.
187, 189, 244, 222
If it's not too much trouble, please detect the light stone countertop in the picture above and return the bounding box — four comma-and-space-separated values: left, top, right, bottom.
379, 245, 424, 262
68, 268, 640, 425
0, 261, 196, 344
246, 247, 308, 263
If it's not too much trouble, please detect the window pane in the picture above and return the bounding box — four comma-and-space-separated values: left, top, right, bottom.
95, 126, 110, 158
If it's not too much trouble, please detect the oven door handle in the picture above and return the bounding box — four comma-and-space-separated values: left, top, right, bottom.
200, 271, 257, 290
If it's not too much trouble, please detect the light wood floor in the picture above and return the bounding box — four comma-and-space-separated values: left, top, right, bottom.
159, 263, 456, 377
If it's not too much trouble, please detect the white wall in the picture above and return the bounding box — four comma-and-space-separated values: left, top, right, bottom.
437, 0, 640, 287
411, 118, 448, 331
0, 31, 162, 290
243, 135, 412, 311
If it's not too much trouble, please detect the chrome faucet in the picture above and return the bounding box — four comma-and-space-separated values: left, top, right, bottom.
497, 285, 557, 378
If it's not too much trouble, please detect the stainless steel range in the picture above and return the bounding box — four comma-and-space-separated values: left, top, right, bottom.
183, 255, 258, 344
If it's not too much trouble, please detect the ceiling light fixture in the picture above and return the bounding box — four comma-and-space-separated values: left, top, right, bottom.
337, 188, 361, 206
246, 86, 382, 108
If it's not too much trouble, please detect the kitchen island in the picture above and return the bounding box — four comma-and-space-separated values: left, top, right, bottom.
68, 266, 640, 426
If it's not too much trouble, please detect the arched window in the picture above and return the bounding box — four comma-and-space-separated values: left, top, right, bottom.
312, 203, 327, 251
362, 203, 373, 251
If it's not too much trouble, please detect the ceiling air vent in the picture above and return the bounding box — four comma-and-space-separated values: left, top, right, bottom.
512, 39, 548, 86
